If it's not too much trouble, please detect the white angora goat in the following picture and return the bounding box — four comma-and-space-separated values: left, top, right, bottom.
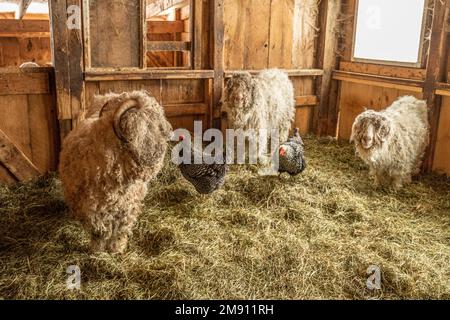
351, 96, 429, 189
223, 69, 296, 159
59, 90, 172, 253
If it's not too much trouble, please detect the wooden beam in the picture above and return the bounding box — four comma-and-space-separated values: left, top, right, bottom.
315, 0, 342, 136
423, 0, 450, 172
17, 0, 33, 20
0, 128, 41, 182
164, 103, 208, 117
193, 0, 204, 69
0, 19, 50, 38
147, 41, 191, 51
224, 69, 324, 78
0, 72, 49, 95
213, 0, 224, 130
333, 70, 424, 93
340, 61, 426, 81
296, 95, 319, 107
436, 89, 450, 97
84, 69, 215, 81
148, 20, 184, 34
49, 0, 85, 140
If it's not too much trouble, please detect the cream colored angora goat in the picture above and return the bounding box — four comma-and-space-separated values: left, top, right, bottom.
59, 91, 172, 253
351, 96, 429, 189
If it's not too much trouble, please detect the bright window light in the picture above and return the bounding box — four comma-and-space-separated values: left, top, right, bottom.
0, 2, 48, 15
353, 0, 426, 65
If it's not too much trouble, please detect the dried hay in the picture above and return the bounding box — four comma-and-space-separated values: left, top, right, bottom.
0, 136, 449, 299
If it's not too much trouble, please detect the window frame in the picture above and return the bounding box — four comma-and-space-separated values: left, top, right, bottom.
351, 0, 429, 68
145, 0, 194, 70
83, 0, 195, 71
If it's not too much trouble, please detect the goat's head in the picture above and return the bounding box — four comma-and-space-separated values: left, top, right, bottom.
99, 91, 173, 165
351, 109, 392, 150
224, 72, 255, 123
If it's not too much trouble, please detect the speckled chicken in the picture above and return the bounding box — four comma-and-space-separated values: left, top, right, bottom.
277, 128, 306, 176
177, 136, 227, 194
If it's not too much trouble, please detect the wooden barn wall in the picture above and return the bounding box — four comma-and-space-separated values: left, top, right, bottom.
337, 83, 423, 140
0, 68, 59, 184
0, 16, 51, 67
84, 79, 209, 133
223, 0, 320, 134
87, 0, 142, 68
0, 37, 51, 67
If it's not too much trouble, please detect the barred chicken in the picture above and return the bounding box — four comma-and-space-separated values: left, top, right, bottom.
277, 128, 307, 176
177, 136, 227, 194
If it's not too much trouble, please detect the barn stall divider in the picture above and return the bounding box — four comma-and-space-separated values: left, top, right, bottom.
0, 66, 58, 184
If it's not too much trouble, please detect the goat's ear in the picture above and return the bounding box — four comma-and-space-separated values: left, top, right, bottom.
376, 117, 391, 142
350, 118, 360, 143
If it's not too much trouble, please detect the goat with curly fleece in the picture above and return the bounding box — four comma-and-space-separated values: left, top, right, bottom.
59, 90, 172, 253
223, 69, 296, 160
351, 96, 429, 189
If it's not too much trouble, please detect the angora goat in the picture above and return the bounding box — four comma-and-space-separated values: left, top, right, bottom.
59, 90, 172, 253
350, 96, 429, 189
223, 69, 295, 159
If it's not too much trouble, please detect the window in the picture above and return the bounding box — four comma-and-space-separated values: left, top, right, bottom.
85, 0, 193, 70
146, 0, 192, 68
352, 0, 427, 66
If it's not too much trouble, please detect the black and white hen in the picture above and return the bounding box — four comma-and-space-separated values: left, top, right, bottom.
177, 136, 227, 194
277, 128, 307, 176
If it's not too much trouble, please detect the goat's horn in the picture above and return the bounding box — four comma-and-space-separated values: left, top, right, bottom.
113, 99, 139, 143
99, 102, 110, 118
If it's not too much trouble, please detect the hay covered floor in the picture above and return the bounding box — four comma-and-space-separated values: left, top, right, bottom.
0, 136, 449, 300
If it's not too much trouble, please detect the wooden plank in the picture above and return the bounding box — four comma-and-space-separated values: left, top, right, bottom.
161, 79, 204, 104
333, 70, 424, 93
295, 95, 319, 107
85, 69, 214, 81
0, 163, 17, 185
223, 0, 270, 70
193, 0, 203, 69
164, 103, 208, 117
0, 67, 54, 74
423, 0, 450, 172
340, 61, 426, 80
0, 95, 33, 160
315, 0, 342, 136
0, 19, 50, 38
342, 0, 357, 61
436, 89, 450, 97
141, 0, 147, 69
433, 97, 450, 175
213, 0, 224, 129
147, 41, 191, 51
27, 94, 58, 173
268, 0, 295, 68
224, 69, 324, 78
67, 0, 85, 126
148, 20, 184, 34
49, 0, 72, 130
88, 0, 141, 68
0, 128, 40, 182
0, 72, 49, 95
